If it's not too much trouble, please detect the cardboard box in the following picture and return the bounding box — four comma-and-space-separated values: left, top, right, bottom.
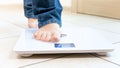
77, 0, 120, 19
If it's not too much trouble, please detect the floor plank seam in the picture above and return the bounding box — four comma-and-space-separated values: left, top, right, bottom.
7, 22, 27, 29
18, 54, 74, 68
91, 27, 120, 35
1, 18, 27, 29
0, 32, 20, 39
112, 42, 120, 44
90, 54, 120, 67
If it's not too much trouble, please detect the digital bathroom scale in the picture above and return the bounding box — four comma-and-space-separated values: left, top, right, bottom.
13, 27, 114, 57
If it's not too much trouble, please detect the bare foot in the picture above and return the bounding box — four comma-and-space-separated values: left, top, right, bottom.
34, 23, 61, 42
28, 18, 38, 28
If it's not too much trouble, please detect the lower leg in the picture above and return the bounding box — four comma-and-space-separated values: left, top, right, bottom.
32, 0, 63, 42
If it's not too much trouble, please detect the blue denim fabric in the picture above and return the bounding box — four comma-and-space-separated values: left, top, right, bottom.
24, 0, 37, 18
24, 0, 63, 28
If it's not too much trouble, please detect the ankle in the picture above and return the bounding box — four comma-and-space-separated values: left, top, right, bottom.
28, 18, 38, 28
28, 18, 38, 23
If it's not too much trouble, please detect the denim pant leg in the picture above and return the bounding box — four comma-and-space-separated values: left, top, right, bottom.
24, 0, 37, 18
32, 0, 63, 28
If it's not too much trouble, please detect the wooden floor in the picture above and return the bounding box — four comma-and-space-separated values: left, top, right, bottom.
0, 5, 120, 68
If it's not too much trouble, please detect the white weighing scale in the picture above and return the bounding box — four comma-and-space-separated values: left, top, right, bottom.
13, 26, 114, 57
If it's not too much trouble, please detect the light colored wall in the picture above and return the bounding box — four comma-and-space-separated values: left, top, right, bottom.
60, 0, 72, 8
0, 0, 23, 4
0, 0, 72, 8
